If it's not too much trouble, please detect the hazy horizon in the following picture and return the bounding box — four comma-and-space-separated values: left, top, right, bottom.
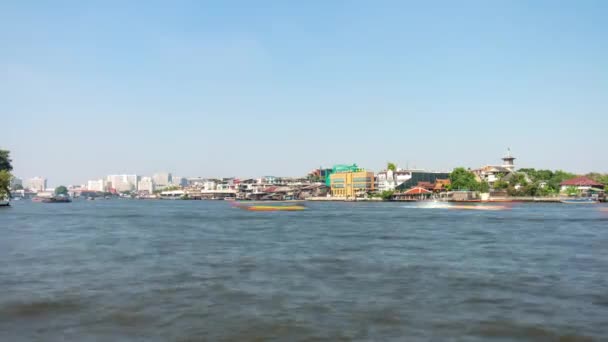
3, 1, 607, 186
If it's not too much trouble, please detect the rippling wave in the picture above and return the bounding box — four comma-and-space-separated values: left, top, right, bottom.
1, 201, 607, 341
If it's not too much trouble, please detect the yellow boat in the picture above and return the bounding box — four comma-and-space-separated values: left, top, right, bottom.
244, 205, 306, 212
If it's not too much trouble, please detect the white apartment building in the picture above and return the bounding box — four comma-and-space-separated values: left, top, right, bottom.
376, 170, 414, 192
138, 177, 155, 193
171, 176, 186, 187
153, 172, 172, 188
24, 177, 47, 192
106, 174, 138, 192
203, 181, 217, 191
87, 179, 105, 192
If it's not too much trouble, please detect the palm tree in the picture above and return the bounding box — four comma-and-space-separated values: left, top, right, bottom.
387, 162, 397, 172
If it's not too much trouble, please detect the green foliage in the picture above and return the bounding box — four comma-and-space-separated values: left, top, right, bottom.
517, 168, 576, 194
479, 181, 490, 193
0, 150, 12, 172
55, 186, 68, 195
535, 169, 554, 182
523, 182, 540, 196
564, 186, 579, 196
0, 150, 13, 197
586, 173, 608, 186
380, 190, 394, 200
449, 167, 480, 191
153, 185, 182, 194
493, 180, 509, 190
547, 170, 576, 192
387, 162, 397, 172
509, 173, 528, 187
0, 170, 11, 197
518, 168, 554, 183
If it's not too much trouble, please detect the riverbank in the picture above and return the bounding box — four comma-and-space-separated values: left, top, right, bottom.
306, 197, 384, 202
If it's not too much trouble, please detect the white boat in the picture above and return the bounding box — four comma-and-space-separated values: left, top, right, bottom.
0, 196, 9, 207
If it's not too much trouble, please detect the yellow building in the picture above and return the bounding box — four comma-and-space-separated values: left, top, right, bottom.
330, 170, 375, 197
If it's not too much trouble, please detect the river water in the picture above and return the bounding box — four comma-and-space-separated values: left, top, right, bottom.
1, 200, 607, 341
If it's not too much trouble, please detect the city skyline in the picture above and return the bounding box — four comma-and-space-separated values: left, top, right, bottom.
3, 1, 607, 186
7, 149, 602, 189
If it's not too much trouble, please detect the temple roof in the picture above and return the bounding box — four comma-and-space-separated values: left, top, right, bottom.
560, 176, 603, 187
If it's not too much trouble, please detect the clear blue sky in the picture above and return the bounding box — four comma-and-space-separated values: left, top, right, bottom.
2, 1, 607, 186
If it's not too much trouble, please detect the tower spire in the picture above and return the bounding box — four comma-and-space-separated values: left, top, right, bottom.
502, 148, 516, 171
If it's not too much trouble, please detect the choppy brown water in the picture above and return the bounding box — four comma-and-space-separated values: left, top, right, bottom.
1, 200, 607, 341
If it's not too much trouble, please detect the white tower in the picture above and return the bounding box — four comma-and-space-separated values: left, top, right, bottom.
501, 148, 516, 171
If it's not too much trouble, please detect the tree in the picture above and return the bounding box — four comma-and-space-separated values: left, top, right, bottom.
449, 167, 480, 191
387, 162, 397, 172
493, 180, 509, 190
12, 183, 23, 191
518, 168, 537, 181
547, 170, 576, 192
380, 190, 394, 200
0, 150, 12, 172
535, 169, 554, 182
0, 150, 13, 198
0, 171, 11, 197
522, 182, 540, 196
586, 172, 608, 186
509, 173, 528, 187
55, 186, 68, 196
479, 181, 490, 193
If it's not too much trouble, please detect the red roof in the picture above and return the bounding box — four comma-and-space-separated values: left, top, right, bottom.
417, 181, 434, 190
403, 187, 432, 195
560, 176, 603, 187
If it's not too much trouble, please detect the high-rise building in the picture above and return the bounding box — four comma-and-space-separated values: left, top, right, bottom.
106, 174, 138, 192
171, 176, 186, 187
153, 172, 172, 187
87, 179, 105, 192
24, 177, 47, 192
138, 177, 155, 193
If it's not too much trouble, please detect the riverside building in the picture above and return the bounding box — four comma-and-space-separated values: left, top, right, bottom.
330, 168, 375, 198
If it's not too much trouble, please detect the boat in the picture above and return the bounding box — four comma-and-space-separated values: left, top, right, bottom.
33, 195, 72, 203
0, 196, 9, 207
233, 201, 307, 212
243, 205, 306, 212
449, 205, 509, 211
560, 198, 598, 204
